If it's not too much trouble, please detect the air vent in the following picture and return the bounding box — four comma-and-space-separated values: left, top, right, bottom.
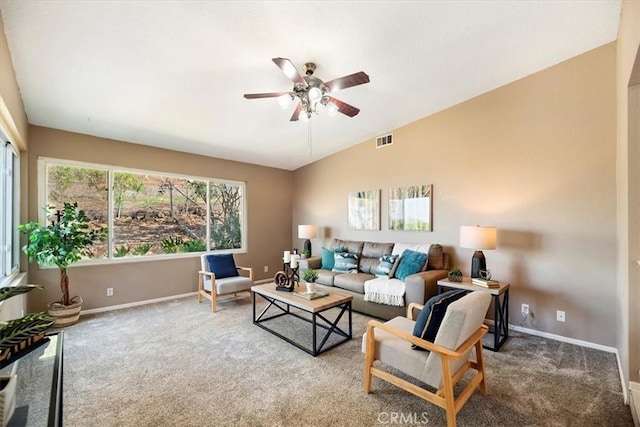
376, 133, 393, 148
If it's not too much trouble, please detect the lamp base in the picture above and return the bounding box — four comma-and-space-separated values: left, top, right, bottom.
303, 239, 312, 256
471, 251, 486, 278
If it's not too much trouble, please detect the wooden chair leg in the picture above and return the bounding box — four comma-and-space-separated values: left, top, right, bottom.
440, 355, 457, 427
211, 288, 217, 313
197, 275, 203, 303
475, 340, 488, 395
363, 326, 375, 393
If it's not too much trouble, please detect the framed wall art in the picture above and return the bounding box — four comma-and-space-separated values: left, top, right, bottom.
388, 184, 432, 231
348, 190, 380, 230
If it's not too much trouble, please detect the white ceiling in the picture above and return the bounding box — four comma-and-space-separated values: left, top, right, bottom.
0, 1, 621, 171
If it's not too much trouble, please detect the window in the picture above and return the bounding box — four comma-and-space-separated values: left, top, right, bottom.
41, 158, 246, 262
1, 128, 20, 285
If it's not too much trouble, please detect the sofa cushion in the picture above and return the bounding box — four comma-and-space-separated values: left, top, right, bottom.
412, 289, 467, 348
333, 252, 359, 273
206, 254, 239, 279
394, 249, 428, 281
375, 254, 400, 278
316, 269, 339, 286
332, 239, 364, 256
359, 242, 395, 274
334, 273, 374, 294
427, 244, 445, 270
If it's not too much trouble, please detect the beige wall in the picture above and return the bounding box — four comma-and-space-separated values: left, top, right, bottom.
294, 43, 617, 346
616, 0, 640, 388
0, 11, 28, 149
26, 126, 293, 311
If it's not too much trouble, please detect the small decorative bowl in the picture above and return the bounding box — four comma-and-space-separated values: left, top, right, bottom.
448, 274, 463, 282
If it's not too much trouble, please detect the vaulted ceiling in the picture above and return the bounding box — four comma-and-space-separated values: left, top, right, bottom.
0, 1, 621, 170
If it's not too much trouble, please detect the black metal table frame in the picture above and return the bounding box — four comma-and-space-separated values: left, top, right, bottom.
438, 285, 509, 351
252, 291, 352, 356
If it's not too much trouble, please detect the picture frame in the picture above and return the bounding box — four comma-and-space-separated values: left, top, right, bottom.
388, 184, 432, 231
347, 190, 380, 230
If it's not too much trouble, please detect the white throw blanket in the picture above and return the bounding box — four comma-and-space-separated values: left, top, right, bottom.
364, 278, 406, 307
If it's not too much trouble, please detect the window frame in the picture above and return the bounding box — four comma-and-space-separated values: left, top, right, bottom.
37, 157, 247, 266
1, 126, 20, 285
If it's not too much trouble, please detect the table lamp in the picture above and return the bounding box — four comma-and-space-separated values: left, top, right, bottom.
298, 224, 318, 256
459, 225, 497, 278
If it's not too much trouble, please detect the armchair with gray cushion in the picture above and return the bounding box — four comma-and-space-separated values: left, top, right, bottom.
362, 291, 491, 427
198, 253, 254, 313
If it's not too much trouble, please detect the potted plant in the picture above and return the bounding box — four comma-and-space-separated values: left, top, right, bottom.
301, 249, 311, 259
448, 268, 463, 282
302, 269, 318, 283
18, 202, 108, 326
302, 269, 318, 293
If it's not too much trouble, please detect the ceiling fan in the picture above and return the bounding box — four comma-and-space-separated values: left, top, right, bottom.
243, 58, 370, 121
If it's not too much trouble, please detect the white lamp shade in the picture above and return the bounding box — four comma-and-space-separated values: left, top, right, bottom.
298, 224, 318, 239
459, 226, 497, 250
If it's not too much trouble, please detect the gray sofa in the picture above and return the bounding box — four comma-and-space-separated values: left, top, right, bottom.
299, 239, 450, 320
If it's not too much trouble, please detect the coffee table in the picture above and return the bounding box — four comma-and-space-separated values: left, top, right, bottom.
251, 283, 352, 356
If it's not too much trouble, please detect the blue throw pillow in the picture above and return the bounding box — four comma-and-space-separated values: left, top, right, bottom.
207, 254, 239, 279
394, 249, 428, 281
332, 252, 358, 273
412, 290, 467, 349
374, 254, 399, 278
321, 247, 335, 270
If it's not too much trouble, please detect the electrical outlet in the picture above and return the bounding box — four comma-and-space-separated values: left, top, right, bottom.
107, 287, 114, 297
521, 304, 529, 315
264, 265, 269, 273
557, 310, 565, 322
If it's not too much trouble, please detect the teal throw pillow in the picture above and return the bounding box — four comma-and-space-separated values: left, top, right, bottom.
332, 252, 359, 273
412, 290, 467, 349
374, 254, 399, 278
394, 249, 428, 281
321, 247, 335, 270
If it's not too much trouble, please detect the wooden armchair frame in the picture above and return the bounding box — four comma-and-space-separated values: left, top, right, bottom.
197, 266, 254, 313
364, 302, 489, 427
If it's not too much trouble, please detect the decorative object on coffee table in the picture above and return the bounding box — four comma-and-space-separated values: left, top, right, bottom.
448, 268, 463, 282
275, 262, 299, 292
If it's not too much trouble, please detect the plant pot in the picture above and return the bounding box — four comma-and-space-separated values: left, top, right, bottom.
0, 375, 17, 426
47, 296, 83, 327
448, 274, 463, 282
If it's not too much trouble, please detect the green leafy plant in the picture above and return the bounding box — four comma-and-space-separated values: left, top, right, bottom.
448, 268, 463, 282
302, 269, 318, 283
114, 245, 131, 257
180, 239, 206, 253
302, 249, 310, 257
18, 202, 108, 306
132, 243, 153, 256
0, 285, 54, 356
160, 236, 184, 253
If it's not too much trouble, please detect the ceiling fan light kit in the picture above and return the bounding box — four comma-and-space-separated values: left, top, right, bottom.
244, 58, 370, 122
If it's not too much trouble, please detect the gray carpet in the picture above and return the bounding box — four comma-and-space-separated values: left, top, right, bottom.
61, 295, 633, 426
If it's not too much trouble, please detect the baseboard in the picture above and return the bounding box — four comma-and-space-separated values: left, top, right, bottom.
498, 321, 628, 405
80, 292, 197, 315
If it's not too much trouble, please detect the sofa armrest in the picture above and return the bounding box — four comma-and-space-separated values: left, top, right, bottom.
299, 256, 322, 271
404, 269, 449, 305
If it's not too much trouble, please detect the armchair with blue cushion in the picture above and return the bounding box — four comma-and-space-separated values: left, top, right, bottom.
198, 253, 254, 312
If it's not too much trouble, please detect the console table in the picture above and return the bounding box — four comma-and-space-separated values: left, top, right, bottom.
3, 332, 64, 427
437, 277, 510, 351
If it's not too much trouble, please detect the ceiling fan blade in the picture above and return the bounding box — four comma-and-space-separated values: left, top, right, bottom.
290, 103, 303, 121
243, 92, 290, 99
323, 72, 370, 93
327, 96, 360, 117
272, 58, 308, 88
